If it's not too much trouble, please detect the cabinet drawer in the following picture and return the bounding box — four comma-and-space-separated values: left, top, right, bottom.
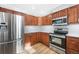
67, 36, 79, 54
67, 48, 79, 54
67, 46, 79, 52
68, 38, 79, 43
67, 41, 79, 51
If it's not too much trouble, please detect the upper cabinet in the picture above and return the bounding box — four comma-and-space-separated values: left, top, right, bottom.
77, 5, 79, 23
52, 12, 59, 19
58, 9, 68, 17
31, 16, 38, 25
24, 15, 32, 25
22, 14, 52, 26
68, 5, 78, 24
52, 8, 68, 19
24, 15, 38, 25
41, 16, 52, 25
51, 5, 79, 24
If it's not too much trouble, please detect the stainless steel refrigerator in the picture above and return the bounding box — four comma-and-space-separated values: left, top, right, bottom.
0, 12, 24, 54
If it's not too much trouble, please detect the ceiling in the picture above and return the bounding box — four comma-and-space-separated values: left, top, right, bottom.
0, 4, 75, 17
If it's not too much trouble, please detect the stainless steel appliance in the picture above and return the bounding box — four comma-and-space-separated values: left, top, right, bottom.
0, 12, 24, 54
49, 33, 67, 54
52, 16, 67, 25
49, 20, 68, 53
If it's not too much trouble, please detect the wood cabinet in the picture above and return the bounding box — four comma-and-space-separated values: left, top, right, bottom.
37, 32, 49, 46
41, 33, 49, 46
52, 9, 68, 19
24, 34, 31, 45
30, 33, 38, 45
51, 5, 79, 24
24, 15, 32, 25
68, 5, 78, 24
24, 33, 38, 46
41, 16, 52, 25
36, 32, 41, 42
77, 5, 79, 23
66, 36, 79, 54
24, 32, 49, 46
58, 9, 68, 17
52, 12, 59, 19
31, 16, 38, 25
24, 15, 38, 25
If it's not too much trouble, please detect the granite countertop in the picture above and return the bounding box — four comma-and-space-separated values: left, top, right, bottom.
66, 34, 79, 38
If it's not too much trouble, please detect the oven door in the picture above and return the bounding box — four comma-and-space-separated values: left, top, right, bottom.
49, 36, 66, 49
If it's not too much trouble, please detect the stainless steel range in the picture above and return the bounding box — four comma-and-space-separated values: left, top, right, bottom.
49, 16, 68, 54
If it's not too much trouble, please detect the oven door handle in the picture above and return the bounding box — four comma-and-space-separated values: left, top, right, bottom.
50, 36, 65, 39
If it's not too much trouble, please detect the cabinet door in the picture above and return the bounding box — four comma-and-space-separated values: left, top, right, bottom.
24, 34, 31, 45
31, 16, 38, 25
24, 33, 38, 46
24, 15, 32, 25
24, 15, 38, 25
66, 37, 79, 54
77, 5, 79, 23
41, 16, 52, 25
68, 6, 78, 24
52, 12, 59, 19
41, 33, 49, 46
42, 17, 46, 25
30, 33, 38, 45
58, 9, 68, 17
34, 17, 38, 25
46, 16, 52, 25
37, 32, 41, 42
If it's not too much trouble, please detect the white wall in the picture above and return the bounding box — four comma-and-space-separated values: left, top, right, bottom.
67, 24, 79, 37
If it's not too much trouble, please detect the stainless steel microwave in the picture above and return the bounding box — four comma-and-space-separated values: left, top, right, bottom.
52, 16, 67, 25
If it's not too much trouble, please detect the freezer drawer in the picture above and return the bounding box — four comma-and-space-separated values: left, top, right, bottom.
0, 32, 4, 43
0, 41, 16, 54
0, 43, 4, 54
4, 41, 16, 54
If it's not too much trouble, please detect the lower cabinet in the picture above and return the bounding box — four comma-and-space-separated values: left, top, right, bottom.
24, 34, 31, 45
24, 32, 49, 46
41, 33, 49, 46
24, 33, 38, 46
30, 33, 38, 45
66, 36, 79, 54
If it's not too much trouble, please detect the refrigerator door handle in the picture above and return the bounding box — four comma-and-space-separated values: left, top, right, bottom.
21, 17, 24, 39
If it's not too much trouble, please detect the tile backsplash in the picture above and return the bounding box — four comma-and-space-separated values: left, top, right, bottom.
67, 24, 79, 37
24, 24, 79, 37
24, 25, 54, 33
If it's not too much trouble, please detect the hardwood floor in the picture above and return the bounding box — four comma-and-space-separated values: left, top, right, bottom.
23, 43, 57, 54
